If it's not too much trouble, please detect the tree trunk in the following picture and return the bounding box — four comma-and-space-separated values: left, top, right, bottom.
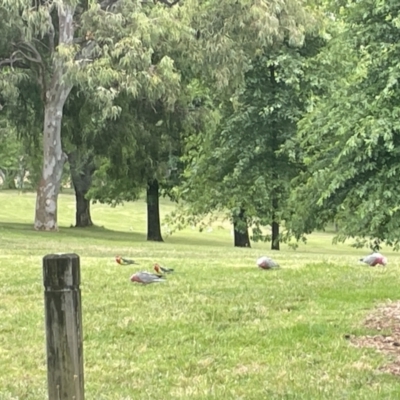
34, 4, 76, 231
75, 191, 93, 228
3, 170, 17, 189
69, 151, 95, 228
271, 197, 280, 250
34, 102, 69, 230
271, 222, 280, 250
147, 179, 163, 242
334, 222, 339, 232
233, 207, 251, 247
269, 65, 280, 251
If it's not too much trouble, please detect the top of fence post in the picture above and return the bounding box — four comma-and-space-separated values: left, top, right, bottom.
43, 253, 80, 290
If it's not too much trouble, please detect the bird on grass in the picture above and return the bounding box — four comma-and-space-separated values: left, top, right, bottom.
154, 263, 174, 274
115, 256, 138, 265
359, 253, 387, 267
130, 271, 166, 284
256, 256, 280, 270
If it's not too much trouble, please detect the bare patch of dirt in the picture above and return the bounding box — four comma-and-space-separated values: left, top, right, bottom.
349, 301, 400, 375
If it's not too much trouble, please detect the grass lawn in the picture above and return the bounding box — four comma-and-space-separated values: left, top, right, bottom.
1, 190, 400, 399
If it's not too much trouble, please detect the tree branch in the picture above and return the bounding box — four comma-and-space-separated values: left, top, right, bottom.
157, 0, 181, 6
48, 19, 55, 54
0, 57, 23, 67
6, 41, 44, 66
13, 42, 47, 95
99, 0, 120, 11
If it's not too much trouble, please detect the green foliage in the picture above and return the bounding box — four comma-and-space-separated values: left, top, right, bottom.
0, 124, 23, 189
290, 0, 400, 250
88, 79, 214, 205
83, 0, 323, 210
169, 33, 326, 244
0, 118, 41, 189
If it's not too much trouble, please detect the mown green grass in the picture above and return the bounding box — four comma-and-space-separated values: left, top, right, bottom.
1, 190, 400, 399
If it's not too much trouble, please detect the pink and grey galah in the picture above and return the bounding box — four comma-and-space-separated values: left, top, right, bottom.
359, 252, 387, 267
130, 271, 166, 284
256, 256, 280, 270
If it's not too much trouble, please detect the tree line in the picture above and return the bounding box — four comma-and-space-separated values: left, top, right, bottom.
0, 0, 398, 251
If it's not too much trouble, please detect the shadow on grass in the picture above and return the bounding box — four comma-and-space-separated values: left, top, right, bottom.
0, 221, 234, 248
0, 221, 144, 242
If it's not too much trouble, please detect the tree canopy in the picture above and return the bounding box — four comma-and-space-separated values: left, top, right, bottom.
289, 0, 400, 249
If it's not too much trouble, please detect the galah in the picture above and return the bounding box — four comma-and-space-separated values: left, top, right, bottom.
256, 256, 280, 270
359, 252, 387, 267
154, 263, 174, 274
116, 256, 138, 265
130, 271, 166, 284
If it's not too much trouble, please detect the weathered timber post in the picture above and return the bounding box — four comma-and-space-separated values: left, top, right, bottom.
43, 253, 85, 400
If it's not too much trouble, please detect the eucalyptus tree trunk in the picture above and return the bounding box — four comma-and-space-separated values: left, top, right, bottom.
233, 207, 251, 248
34, 4, 76, 231
146, 179, 163, 242
69, 151, 95, 228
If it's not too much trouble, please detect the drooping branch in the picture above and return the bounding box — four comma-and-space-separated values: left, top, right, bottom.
0, 40, 44, 70
157, 0, 181, 6
0, 56, 27, 69
99, 0, 120, 10
10, 41, 47, 97
18, 41, 44, 63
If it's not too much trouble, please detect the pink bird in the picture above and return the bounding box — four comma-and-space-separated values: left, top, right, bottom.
359, 253, 387, 267
256, 256, 280, 270
130, 271, 166, 284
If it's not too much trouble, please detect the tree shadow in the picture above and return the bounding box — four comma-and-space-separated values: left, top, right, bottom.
0, 221, 145, 242
0, 221, 234, 248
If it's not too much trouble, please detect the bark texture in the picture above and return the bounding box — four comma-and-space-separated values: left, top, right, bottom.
34, 4, 76, 231
43, 254, 85, 399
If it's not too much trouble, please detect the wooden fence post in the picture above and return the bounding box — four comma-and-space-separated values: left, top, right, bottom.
43, 253, 85, 400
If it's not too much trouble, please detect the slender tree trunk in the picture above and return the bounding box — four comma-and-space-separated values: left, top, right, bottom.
147, 179, 163, 242
3, 170, 17, 189
271, 198, 280, 250
334, 222, 339, 232
34, 4, 76, 231
270, 64, 280, 251
69, 151, 95, 228
233, 207, 251, 247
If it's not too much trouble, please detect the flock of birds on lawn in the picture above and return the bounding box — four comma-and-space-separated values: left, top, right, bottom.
115, 251, 388, 285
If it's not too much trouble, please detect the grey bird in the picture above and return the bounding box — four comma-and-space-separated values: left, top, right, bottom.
256, 256, 280, 270
359, 252, 387, 267
130, 271, 166, 284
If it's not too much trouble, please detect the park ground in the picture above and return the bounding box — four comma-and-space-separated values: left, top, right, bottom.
1, 190, 400, 399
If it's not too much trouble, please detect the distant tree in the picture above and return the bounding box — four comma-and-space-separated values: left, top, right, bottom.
88, 88, 198, 241
0, 0, 185, 231
172, 34, 325, 249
